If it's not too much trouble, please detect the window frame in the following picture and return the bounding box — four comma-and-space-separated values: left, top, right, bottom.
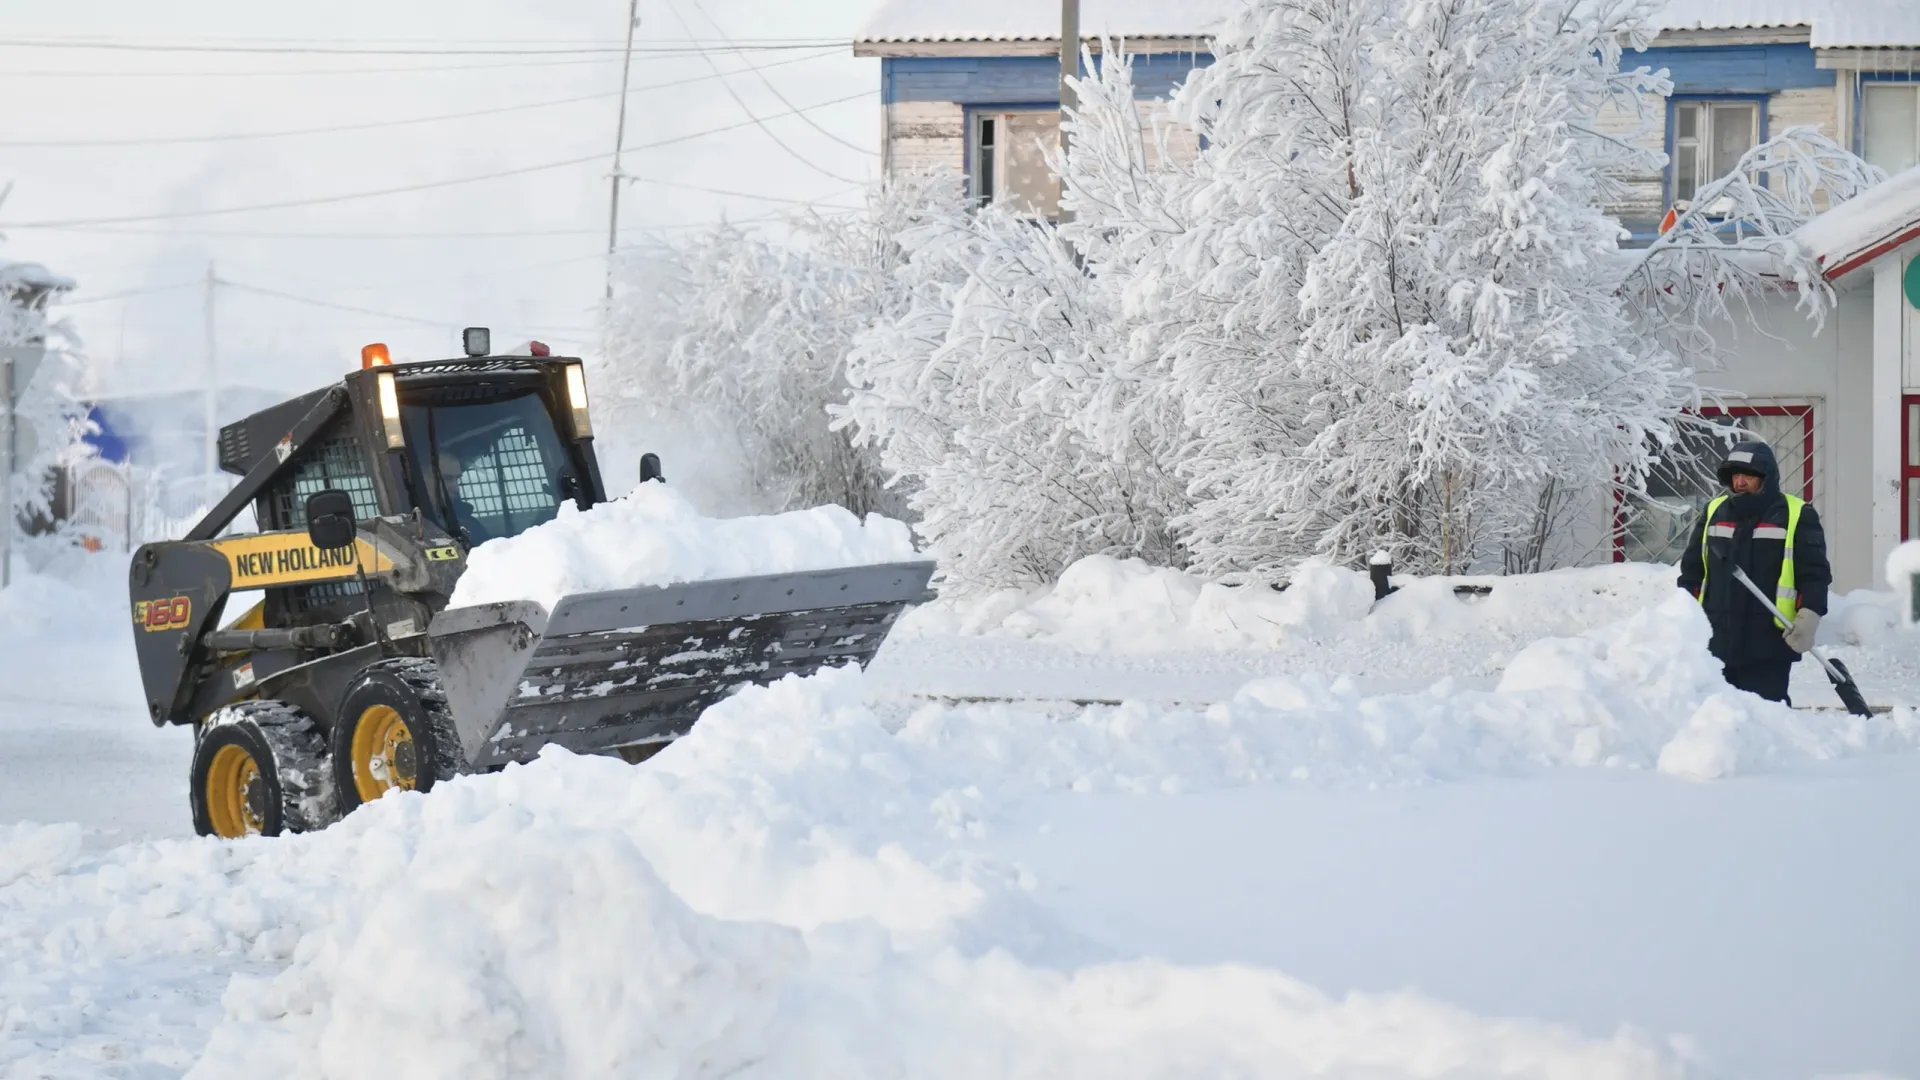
1857, 74, 1920, 176
1665, 95, 1769, 212
1613, 403, 1816, 564
964, 103, 1061, 217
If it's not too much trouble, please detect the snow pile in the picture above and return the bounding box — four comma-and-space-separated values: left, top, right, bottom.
904, 555, 1677, 658
447, 483, 920, 610
898, 594, 1920, 790
0, 668, 1688, 1080
10, 585, 1920, 1075
1887, 540, 1920, 625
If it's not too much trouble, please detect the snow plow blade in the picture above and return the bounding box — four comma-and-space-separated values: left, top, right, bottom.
426, 560, 936, 768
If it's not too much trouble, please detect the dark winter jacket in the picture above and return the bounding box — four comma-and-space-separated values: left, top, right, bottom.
1676, 440, 1831, 669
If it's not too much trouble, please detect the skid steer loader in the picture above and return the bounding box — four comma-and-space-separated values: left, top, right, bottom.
128, 330, 934, 838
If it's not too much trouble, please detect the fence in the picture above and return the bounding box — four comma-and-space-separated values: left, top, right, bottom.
55, 463, 240, 552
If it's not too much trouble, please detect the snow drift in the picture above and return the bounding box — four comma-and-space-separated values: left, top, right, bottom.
8, 583, 1920, 1078
447, 483, 919, 610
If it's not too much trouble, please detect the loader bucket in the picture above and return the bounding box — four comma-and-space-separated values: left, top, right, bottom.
425, 560, 936, 768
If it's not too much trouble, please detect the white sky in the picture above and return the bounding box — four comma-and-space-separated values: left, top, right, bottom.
0, 0, 883, 400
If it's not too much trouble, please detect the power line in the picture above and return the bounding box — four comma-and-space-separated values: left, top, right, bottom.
219, 280, 469, 328
32, 194, 865, 242
57, 226, 612, 240
46, 202, 868, 324
0, 55, 641, 78
0, 90, 874, 229
626, 177, 865, 204
685, 0, 876, 157
662, 0, 863, 185
0, 37, 846, 56
7, 33, 835, 46
0, 49, 841, 147
53, 281, 199, 306
218, 279, 593, 333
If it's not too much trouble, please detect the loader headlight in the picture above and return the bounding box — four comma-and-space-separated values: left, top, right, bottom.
564, 362, 593, 439
376, 371, 405, 449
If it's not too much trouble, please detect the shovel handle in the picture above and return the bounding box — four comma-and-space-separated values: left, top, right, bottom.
1725, 565, 1848, 683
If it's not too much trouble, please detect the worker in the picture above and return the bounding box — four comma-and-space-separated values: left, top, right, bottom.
1677, 440, 1831, 704
429, 447, 485, 544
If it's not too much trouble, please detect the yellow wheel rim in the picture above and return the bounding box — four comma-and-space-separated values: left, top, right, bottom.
206, 743, 266, 838
351, 704, 417, 803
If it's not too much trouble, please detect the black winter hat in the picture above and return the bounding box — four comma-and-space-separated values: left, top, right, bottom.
1715, 440, 1780, 492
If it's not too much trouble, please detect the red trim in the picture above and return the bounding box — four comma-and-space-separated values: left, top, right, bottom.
1613, 404, 1817, 562
1822, 223, 1920, 281
1905, 396, 1920, 542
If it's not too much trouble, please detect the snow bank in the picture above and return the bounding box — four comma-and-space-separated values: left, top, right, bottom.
0, 666, 1692, 1080
10, 565, 1920, 1076
897, 594, 1920, 790
1887, 540, 1920, 625
902, 555, 1677, 660
447, 483, 920, 610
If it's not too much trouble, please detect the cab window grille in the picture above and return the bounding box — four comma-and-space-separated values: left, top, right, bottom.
456, 425, 558, 537
272, 431, 379, 528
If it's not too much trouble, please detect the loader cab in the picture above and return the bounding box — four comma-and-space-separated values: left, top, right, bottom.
225, 347, 605, 625
338, 352, 605, 548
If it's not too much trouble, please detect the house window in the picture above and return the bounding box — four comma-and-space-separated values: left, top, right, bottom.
1863, 83, 1920, 176
970, 109, 1061, 219
1671, 100, 1760, 210
1618, 405, 1817, 564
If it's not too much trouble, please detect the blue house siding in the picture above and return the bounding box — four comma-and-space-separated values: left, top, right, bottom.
1630, 42, 1830, 95
880, 40, 1841, 239
884, 53, 1213, 106
883, 42, 1824, 105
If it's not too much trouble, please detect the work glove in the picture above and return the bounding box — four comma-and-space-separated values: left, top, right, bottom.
1782, 609, 1820, 654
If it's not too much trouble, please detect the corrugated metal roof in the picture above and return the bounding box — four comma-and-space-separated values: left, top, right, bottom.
1656, 0, 1920, 46
1794, 164, 1920, 279
1808, 1, 1920, 48
857, 0, 1232, 43
856, 0, 1920, 47
1650, 0, 1817, 34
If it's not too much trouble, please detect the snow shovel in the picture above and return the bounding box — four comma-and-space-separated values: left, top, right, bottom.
1707, 542, 1872, 716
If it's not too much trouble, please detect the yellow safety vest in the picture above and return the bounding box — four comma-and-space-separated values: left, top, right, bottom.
1699, 493, 1805, 622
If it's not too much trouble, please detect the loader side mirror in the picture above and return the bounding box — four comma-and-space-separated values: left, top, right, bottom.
639, 453, 664, 484
305, 490, 358, 550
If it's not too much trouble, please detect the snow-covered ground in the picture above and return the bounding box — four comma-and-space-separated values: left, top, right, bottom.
4, 552, 1920, 1077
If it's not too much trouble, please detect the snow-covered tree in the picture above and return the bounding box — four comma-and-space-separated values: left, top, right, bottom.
0, 255, 86, 545
1062, 0, 1710, 577
596, 174, 968, 518
840, 202, 1191, 590
1622, 128, 1886, 349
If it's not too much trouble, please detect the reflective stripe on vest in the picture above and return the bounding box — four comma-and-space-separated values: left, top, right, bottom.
1698, 493, 1804, 622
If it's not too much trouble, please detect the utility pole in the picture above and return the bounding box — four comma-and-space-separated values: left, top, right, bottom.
1058, 0, 1079, 225
606, 0, 641, 300
203, 261, 217, 478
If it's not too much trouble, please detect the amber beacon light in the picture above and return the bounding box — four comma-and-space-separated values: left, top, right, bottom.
360, 342, 392, 369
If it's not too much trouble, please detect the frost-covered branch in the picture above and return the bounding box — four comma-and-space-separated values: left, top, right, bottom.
1622, 128, 1888, 341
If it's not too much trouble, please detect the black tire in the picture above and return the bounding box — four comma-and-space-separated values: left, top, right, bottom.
332, 658, 466, 816
191, 701, 334, 838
